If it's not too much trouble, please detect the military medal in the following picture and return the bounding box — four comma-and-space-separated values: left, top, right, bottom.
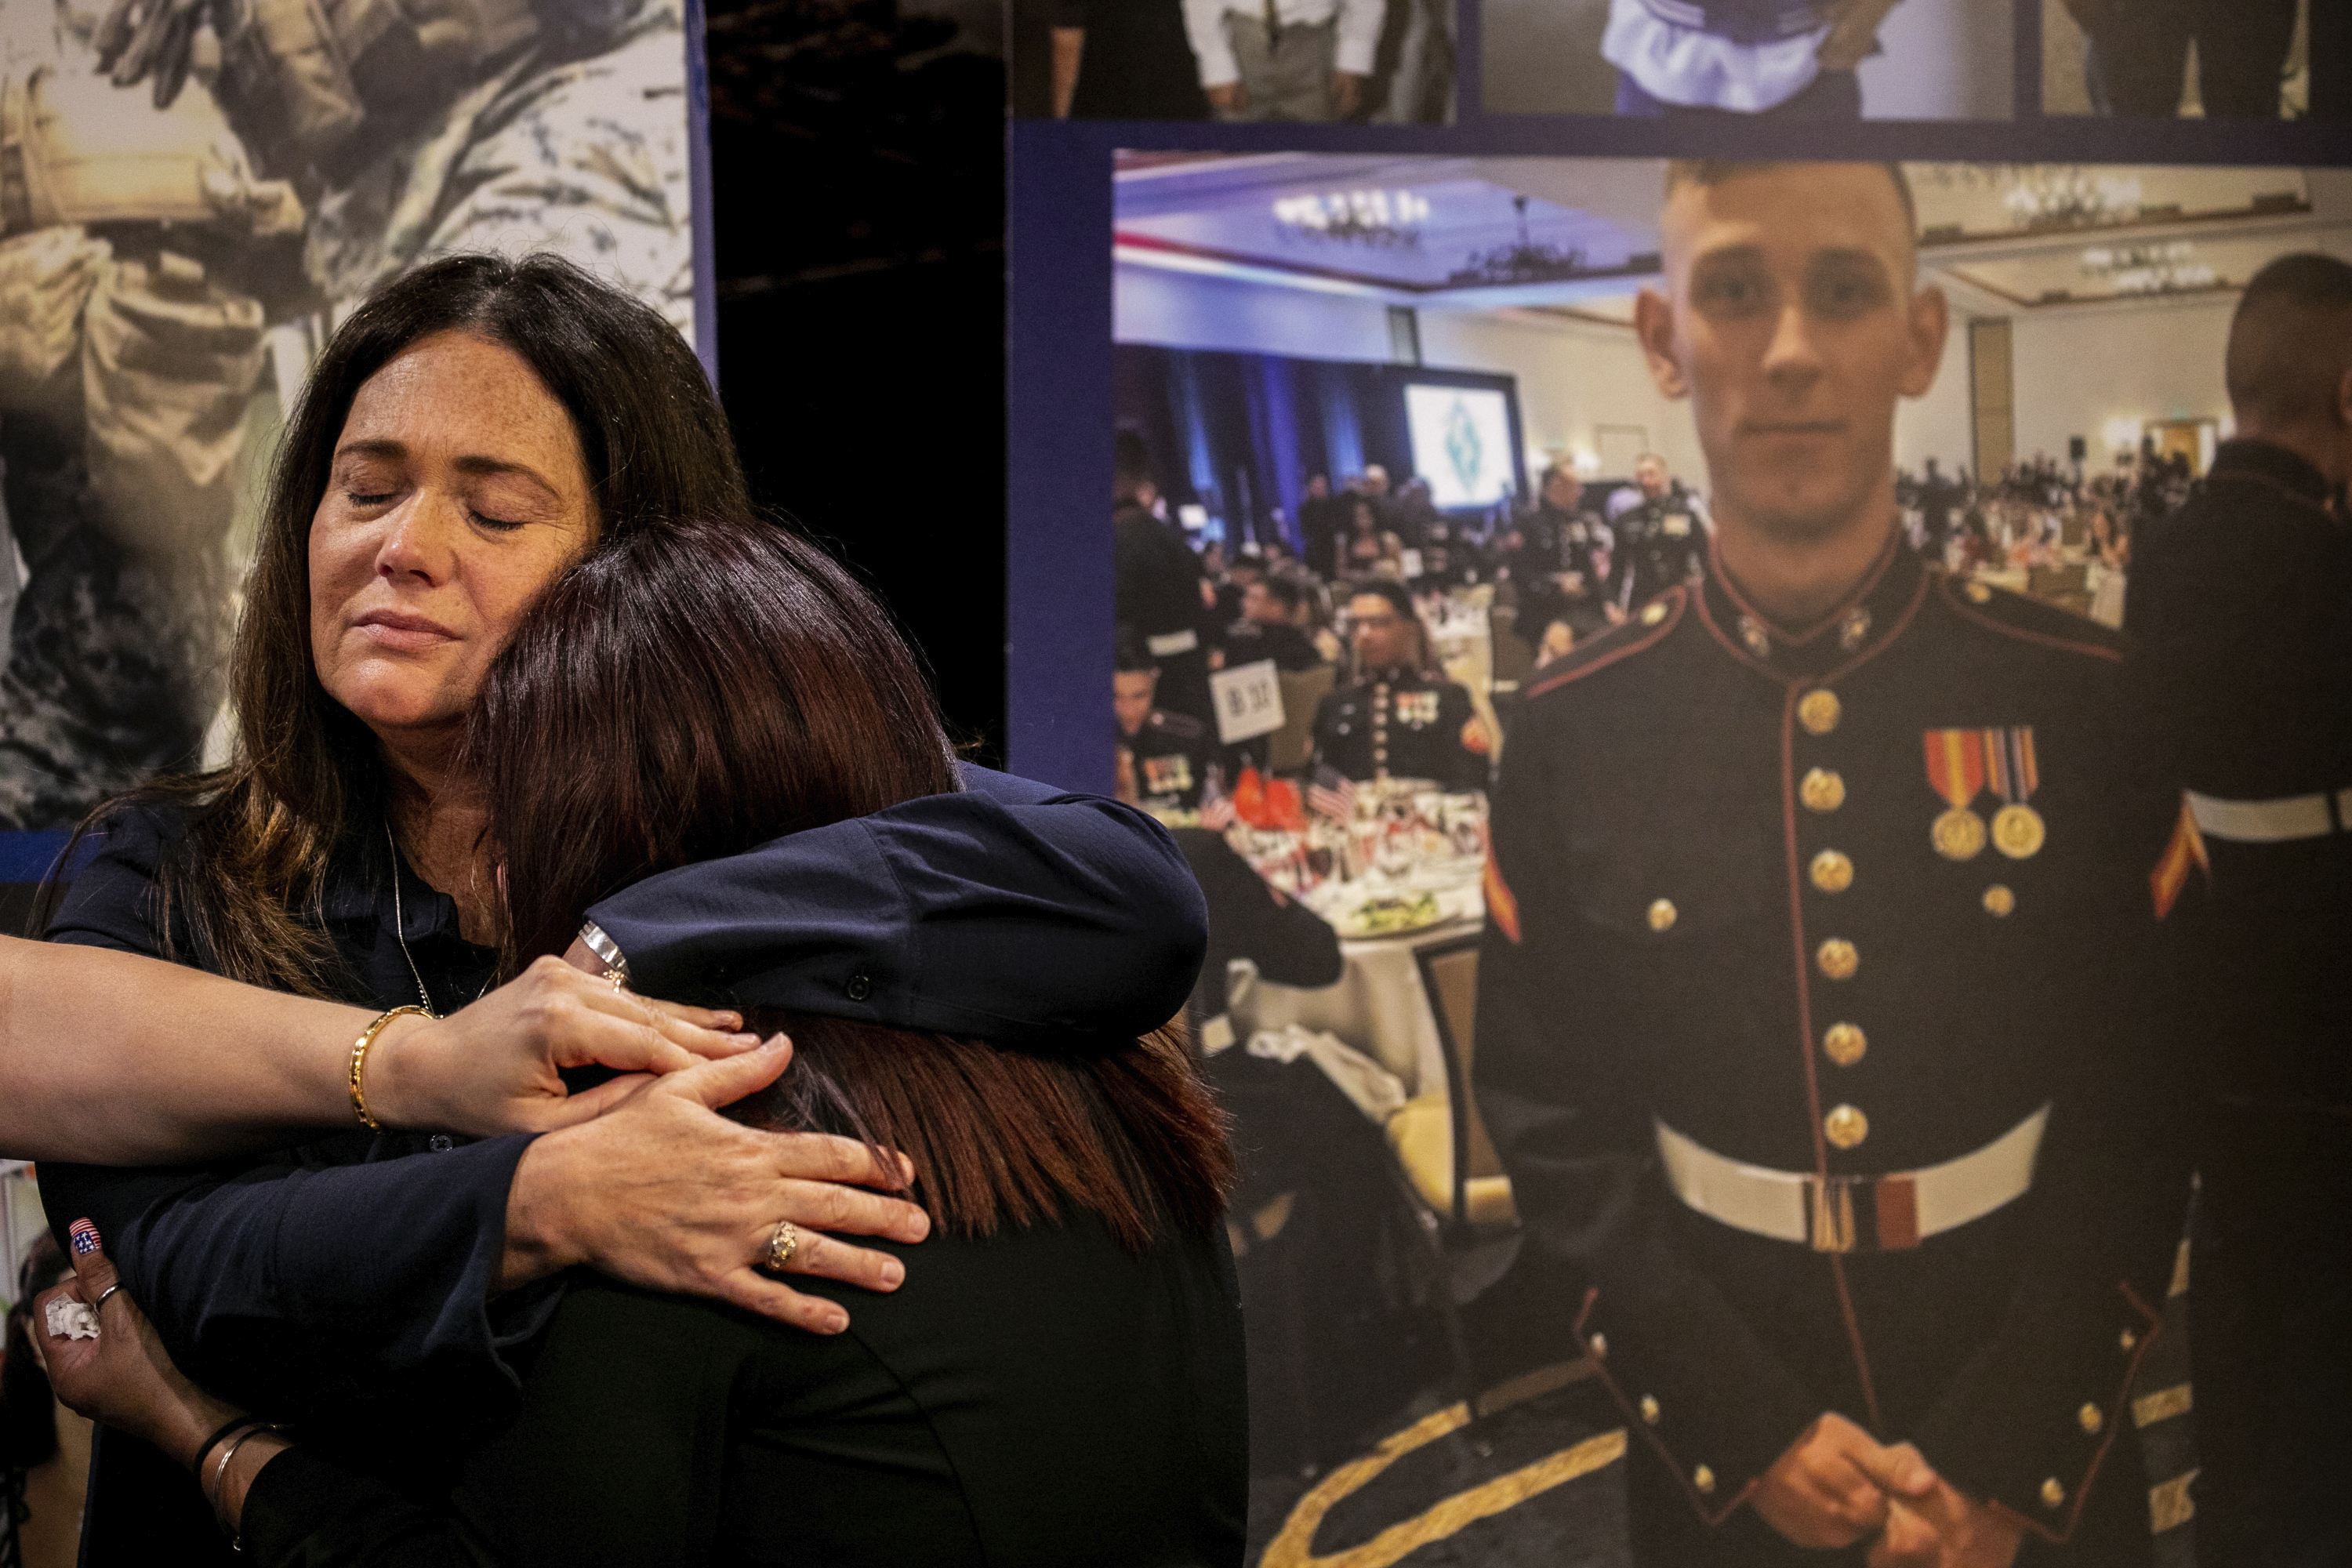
1141, 753, 1192, 797
1983, 726, 2045, 859
1922, 729, 1987, 861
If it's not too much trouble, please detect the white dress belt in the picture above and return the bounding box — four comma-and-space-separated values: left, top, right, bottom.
1656, 1105, 2049, 1254
2186, 788, 2352, 844
1145, 629, 1200, 658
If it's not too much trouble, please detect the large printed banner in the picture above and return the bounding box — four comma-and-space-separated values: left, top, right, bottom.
1010, 2, 2352, 1562
0, 0, 706, 874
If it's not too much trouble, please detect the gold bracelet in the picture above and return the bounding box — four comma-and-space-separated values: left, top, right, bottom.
349, 1004, 432, 1131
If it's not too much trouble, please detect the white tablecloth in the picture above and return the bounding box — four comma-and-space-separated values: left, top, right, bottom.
1239, 913, 1483, 1103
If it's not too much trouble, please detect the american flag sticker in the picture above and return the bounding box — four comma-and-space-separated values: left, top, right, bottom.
69, 1219, 101, 1256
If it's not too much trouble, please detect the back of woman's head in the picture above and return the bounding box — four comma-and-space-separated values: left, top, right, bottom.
476, 516, 1232, 1249
477, 517, 957, 965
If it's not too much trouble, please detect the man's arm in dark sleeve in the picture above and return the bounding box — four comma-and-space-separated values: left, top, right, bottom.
39, 1139, 557, 1424
586, 764, 1207, 1047
1441, 686, 1491, 793
1175, 828, 1342, 992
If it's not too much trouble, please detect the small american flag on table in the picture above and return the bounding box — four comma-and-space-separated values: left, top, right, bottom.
1306, 764, 1357, 823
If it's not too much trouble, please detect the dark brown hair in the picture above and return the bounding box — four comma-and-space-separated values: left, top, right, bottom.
477, 517, 1233, 1249
53, 252, 746, 994
2227, 252, 2352, 433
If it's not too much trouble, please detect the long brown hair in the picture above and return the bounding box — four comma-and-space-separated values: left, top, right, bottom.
476, 517, 1232, 1248
49, 253, 746, 995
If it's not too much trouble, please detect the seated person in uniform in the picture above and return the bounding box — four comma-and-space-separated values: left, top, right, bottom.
1224, 575, 1328, 672
1115, 633, 1215, 812
1605, 0, 1900, 118
39, 517, 1250, 1566
1309, 582, 1489, 792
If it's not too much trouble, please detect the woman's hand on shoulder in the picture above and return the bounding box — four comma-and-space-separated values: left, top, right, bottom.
368, 955, 762, 1137
498, 1037, 931, 1335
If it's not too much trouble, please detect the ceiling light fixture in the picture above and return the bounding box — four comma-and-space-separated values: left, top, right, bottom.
1448, 195, 1590, 287
1271, 189, 1429, 249
2080, 239, 2217, 294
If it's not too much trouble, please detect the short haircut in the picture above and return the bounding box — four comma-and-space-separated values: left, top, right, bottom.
1663, 160, 1918, 249
1347, 579, 1416, 622
1540, 463, 1578, 491
1635, 452, 1668, 470
1254, 575, 1304, 612
2226, 252, 2352, 431
1113, 629, 1158, 674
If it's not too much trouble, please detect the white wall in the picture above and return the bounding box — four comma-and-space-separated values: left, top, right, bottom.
1893, 311, 1975, 475
1114, 264, 1396, 362
2009, 295, 2236, 468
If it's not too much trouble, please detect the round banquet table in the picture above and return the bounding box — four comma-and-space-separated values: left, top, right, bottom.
1239, 899, 1483, 1105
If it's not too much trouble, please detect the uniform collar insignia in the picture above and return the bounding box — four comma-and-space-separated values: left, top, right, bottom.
1701, 528, 1918, 681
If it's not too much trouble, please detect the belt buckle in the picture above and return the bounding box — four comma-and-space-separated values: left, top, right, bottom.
1808, 1176, 1857, 1253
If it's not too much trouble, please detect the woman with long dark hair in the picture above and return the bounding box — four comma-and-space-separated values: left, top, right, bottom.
21, 253, 1206, 1563
42, 516, 1247, 1565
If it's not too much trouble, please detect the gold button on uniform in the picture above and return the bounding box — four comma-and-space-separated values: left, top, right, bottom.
1984, 884, 2016, 917
1800, 768, 1846, 813
1824, 1104, 1869, 1149
1648, 899, 1678, 932
1817, 938, 1858, 980
2041, 1477, 2066, 1508
1798, 689, 1842, 735
1693, 1465, 1717, 1496
1642, 600, 1669, 626
1640, 1396, 1661, 1425
1965, 581, 1994, 604
1810, 850, 1853, 894
1823, 1022, 1867, 1067
2120, 1328, 2138, 1352
1588, 1333, 1608, 1359
2078, 1403, 2103, 1435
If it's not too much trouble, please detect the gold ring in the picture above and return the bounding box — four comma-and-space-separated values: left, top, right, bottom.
764, 1220, 800, 1274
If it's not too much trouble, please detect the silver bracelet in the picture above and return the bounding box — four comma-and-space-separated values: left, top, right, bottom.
577, 920, 630, 982
207, 1422, 282, 1524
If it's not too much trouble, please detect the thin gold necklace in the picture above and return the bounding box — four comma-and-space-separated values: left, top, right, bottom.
386, 818, 437, 1016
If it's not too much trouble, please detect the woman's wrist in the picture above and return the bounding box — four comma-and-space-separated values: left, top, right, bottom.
360, 1011, 442, 1131
498, 1125, 591, 1290
154, 1385, 252, 1472
212, 1428, 296, 1541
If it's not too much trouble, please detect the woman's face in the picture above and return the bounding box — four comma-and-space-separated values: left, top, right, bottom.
309, 330, 593, 756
